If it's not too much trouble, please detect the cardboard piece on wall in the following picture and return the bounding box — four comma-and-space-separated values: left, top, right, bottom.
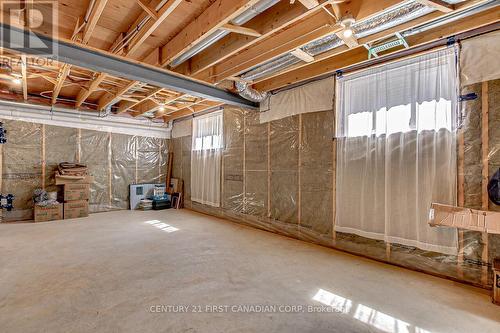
429, 203, 500, 234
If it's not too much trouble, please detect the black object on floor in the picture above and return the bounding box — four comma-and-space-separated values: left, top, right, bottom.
153, 199, 171, 210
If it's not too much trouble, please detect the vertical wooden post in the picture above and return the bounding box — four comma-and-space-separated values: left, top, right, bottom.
457, 126, 465, 278
135, 137, 139, 184
41, 124, 46, 189
166, 152, 173, 193
332, 138, 337, 242
243, 112, 247, 213
108, 132, 112, 209
481, 81, 489, 285
267, 122, 271, 218
77, 128, 82, 163
298, 114, 302, 228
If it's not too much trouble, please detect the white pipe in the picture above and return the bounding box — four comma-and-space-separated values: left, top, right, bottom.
0, 100, 171, 138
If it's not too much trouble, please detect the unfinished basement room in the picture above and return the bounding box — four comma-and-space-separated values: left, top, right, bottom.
0, 0, 500, 332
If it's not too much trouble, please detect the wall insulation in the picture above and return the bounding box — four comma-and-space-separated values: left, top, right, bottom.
171, 78, 500, 288
1, 119, 168, 221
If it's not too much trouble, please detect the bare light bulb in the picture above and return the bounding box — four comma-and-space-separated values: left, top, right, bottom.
12, 78, 21, 85
343, 28, 353, 38
159, 104, 165, 112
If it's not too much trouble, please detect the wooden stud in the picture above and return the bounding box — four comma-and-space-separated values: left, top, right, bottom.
298, 114, 302, 228
457, 124, 465, 277
20, 54, 27, 101
221, 23, 262, 37
481, 81, 489, 285
415, 0, 453, 13
267, 121, 271, 218
77, 128, 82, 163
108, 132, 112, 208
41, 124, 46, 189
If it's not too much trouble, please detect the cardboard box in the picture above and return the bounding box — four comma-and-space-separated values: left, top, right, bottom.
64, 200, 89, 219
428, 203, 500, 234
63, 183, 90, 201
55, 174, 94, 185
34, 204, 63, 222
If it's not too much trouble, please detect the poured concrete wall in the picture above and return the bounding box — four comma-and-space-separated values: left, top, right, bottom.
1, 120, 168, 221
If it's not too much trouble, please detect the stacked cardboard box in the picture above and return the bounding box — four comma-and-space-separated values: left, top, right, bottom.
55, 163, 92, 220
34, 204, 63, 222
58, 181, 90, 219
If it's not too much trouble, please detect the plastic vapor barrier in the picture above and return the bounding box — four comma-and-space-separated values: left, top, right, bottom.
1, 119, 168, 221
172, 89, 500, 287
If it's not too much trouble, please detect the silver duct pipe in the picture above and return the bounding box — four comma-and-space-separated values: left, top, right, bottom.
170, 0, 280, 67
235, 81, 268, 102
240, 0, 432, 82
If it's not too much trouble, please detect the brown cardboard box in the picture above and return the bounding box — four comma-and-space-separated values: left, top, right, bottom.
429, 203, 500, 234
63, 183, 90, 201
64, 200, 89, 219
55, 174, 94, 185
34, 204, 63, 222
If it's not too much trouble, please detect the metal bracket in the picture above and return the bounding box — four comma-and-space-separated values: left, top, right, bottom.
365, 32, 410, 59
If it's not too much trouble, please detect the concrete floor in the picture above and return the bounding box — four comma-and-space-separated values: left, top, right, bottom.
0, 210, 499, 333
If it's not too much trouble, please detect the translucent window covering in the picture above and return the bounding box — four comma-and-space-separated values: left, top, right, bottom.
191, 111, 223, 207
335, 48, 459, 255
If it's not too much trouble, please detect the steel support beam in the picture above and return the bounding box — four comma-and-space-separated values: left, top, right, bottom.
0, 23, 258, 109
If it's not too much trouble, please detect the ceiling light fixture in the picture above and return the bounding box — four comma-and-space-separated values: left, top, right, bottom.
159, 103, 165, 112
12, 78, 21, 85
340, 16, 355, 39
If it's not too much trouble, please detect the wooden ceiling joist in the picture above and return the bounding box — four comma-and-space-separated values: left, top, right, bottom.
75, 73, 107, 108
297, 0, 320, 10
415, 0, 454, 13
184, 0, 333, 76
126, 0, 183, 57
163, 101, 224, 122
132, 93, 185, 117
221, 23, 262, 37
98, 80, 138, 111
253, 4, 500, 91
207, 0, 403, 83
290, 49, 315, 63
82, 0, 109, 44
51, 64, 71, 105
135, 0, 160, 20
117, 87, 163, 113
158, 0, 262, 67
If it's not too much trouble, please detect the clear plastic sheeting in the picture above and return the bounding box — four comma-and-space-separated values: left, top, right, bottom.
1, 119, 168, 221
171, 94, 500, 288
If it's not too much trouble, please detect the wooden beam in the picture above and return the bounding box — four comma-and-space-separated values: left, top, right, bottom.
415, 0, 453, 13
158, 0, 262, 67
51, 64, 71, 105
75, 72, 107, 108
20, 54, 27, 100
253, 5, 500, 91
297, 0, 320, 9
127, 0, 183, 56
98, 80, 138, 110
221, 23, 262, 37
290, 48, 315, 63
135, 0, 159, 20
82, 0, 109, 44
206, 0, 403, 83
186, 0, 335, 76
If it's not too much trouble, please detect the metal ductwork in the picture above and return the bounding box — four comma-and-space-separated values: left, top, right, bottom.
234, 81, 268, 103
170, 0, 280, 67
240, 0, 433, 82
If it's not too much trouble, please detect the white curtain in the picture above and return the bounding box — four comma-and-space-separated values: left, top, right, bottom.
335, 48, 458, 255
191, 111, 223, 207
